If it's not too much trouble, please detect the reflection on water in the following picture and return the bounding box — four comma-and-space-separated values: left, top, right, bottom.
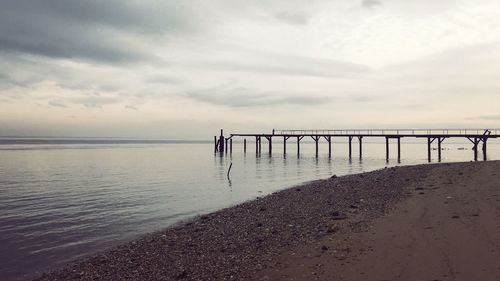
0, 139, 499, 280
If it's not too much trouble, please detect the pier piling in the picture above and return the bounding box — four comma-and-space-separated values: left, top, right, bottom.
349, 136, 353, 159
244, 139, 246, 153
218, 129, 224, 153
397, 137, 401, 161
358, 136, 363, 159
385, 137, 389, 161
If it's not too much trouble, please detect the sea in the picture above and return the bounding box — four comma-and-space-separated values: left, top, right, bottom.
1, 138, 498, 280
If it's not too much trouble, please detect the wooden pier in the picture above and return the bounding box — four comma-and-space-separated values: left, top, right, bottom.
214, 129, 499, 162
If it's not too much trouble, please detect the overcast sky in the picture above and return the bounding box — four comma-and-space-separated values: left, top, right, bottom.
1, 0, 500, 139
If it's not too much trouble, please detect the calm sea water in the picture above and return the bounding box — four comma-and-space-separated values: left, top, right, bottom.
1, 138, 499, 280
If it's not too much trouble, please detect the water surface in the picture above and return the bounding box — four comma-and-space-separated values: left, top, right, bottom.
1, 138, 499, 280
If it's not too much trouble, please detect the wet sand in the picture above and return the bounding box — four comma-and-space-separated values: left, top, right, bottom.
34, 161, 500, 281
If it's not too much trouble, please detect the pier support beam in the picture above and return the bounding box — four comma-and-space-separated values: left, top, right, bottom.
244, 139, 246, 153
397, 137, 401, 162
385, 137, 389, 161
358, 136, 363, 159
312, 136, 320, 157
348, 136, 353, 159
297, 136, 304, 156
225, 138, 228, 154
437, 137, 447, 162
427, 137, 431, 162
482, 138, 488, 161
467, 137, 481, 161
283, 136, 287, 155
229, 138, 232, 154
214, 136, 218, 153
265, 136, 272, 155
324, 136, 332, 158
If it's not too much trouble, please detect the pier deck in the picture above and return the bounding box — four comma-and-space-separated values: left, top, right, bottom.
214, 129, 500, 162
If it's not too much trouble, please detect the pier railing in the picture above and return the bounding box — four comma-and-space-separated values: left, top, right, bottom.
273, 129, 500, 136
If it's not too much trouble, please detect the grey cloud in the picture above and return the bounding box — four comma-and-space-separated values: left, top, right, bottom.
0, 1, 195, 63
194, 54, 370, 78
184, 84, 333, 107
125, 105, 139, 111
275, 11, 309, 25
145, 75, 183, 85
362, 0, 383, 8
72, 96, 121, 108
48, 100, 67, 108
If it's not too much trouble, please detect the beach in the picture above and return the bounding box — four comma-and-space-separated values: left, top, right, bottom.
34, 161, 500, 281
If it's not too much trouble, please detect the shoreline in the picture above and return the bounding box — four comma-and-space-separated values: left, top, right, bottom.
34, 161, 500, 280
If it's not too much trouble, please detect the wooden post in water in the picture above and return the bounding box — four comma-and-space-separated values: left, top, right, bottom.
482, 138, 487, 161
225, 138, 228, 154
474, 137, 478, 161
437, 138, 443, 162
267, 136, 272, 155
229, 138, 232, 154
312, 136, 319, 157
283, 136, 287, 155
397, 137, 401, 161
348, 136, 353, 159
358, 136, 363, 159
214, 136, 218, 153
297, 136, 301, 156
219, 129, 224, 153
258, 136, 262, 154
386, 137, 389, 161
255, 136, 259, 154
427, 137, 431, 162
327, 136, 332, 158
244, 139, 246, 153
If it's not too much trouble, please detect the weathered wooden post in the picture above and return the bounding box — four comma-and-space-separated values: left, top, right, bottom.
255, 136, 259, 154
267, 136, 272, 155
214, 136, 218, 153
258, 136, 262, 154
312, 136, 319, 157
297, 136, 301, 156
219, 129, 224, 154
348, 136, 353, 159
358, 136, 363, 159
397, 137, 401, 161
482, 138, 487, 161
283, 136, 287, 155
386, 137, 390, 161
474, 137, 478, 161
229, 138, 232, 154
225, 138, 228, 154
244, 139, 246, 153
327, 136, 332, 158
438, 137, 445, 162
427, 137, 431, 162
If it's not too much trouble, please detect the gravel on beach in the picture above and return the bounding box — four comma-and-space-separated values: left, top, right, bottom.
34, 164, 436, 281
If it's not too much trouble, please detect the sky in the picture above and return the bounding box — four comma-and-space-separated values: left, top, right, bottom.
1, 0, 500, 139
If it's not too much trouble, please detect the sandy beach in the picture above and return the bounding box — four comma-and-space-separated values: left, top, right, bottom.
34, 161, 500, 281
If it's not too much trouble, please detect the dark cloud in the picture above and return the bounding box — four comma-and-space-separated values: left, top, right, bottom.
0, 1, 195, 63
184, 84, 333, 107
362, 0, 383, 8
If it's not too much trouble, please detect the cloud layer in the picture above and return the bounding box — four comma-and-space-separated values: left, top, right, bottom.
1, 0, 500, 138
